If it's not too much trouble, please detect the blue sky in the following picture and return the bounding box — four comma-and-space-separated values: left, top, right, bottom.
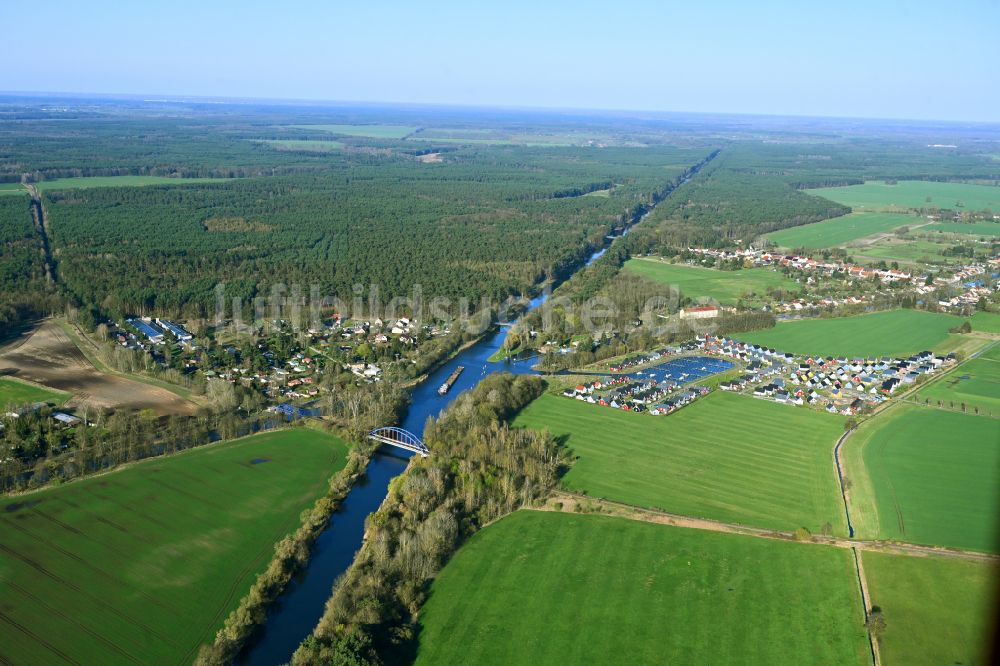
4, 0, 999, 122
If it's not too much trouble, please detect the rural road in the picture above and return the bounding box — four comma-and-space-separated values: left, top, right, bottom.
540, 492, 999, 563
850, 219, 934, 248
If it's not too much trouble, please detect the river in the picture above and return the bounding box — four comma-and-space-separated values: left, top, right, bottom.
238, 301, 546, 665
238, 151, 718, 665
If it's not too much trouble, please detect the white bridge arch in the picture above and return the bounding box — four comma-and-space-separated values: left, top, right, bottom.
367, 427, 429, 457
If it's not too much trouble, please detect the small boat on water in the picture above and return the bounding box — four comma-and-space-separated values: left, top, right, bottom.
438, 366, 465, 396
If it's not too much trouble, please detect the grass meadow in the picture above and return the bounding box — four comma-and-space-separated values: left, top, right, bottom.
0, 183, 26, 196
0, 378, 69, 409
256, 139, 344, 152
844, 405, 1000, 552
408, 128, 633, 147
863, 552, 999, 665
0, 428, 349, 664
925, 220, 1000, 236
287, 124, 416, 139
970, 311, 1000, 334
513, 391, 847, 533
415, 511, 869, 665
764, 212, 917, 249
806, 180, 1000, 212
740, 309, 960, 358
915, 355, 1000, 416
856, 239, 953, 264
622, 258, 799, 305
35, 176, 228, 191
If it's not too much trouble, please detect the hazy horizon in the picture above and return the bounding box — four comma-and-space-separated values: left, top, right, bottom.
4, 0, 999, 124
4, 89, 1000, 129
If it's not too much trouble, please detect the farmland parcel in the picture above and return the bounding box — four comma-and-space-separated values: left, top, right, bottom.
806, 180, 1000, 212
415, 511, 869, 665
0, 428, 349, 665
844, 405, 1000, 552
740, 309, 960, 358
622, 258, 798, 305
764, 212, 918, 249
914, 355, 1000, 416
863, 552, 999, 665
0, 378, 69, 409
513, 391, 846, 533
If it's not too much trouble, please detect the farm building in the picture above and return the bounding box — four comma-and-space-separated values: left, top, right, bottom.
680, 306, 720, 320
128, 318, 165, 343
156, 319, 193, 341
52, 412, 82, 426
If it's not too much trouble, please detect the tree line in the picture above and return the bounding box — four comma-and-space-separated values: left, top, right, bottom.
290, 373, 565, 664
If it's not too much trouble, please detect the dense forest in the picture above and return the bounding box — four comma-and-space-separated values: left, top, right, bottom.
40, 146, 705, 318
633, 141, 1000, 250
3, 97, 999, 334
0, 194, 59, 335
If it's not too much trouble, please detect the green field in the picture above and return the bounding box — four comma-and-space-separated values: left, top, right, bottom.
408, 128, 624, 147
514, 391, 846, 533
407, 135, 520, 146
0, 183, 26, 196
407, 135, 595, 147
857, 239, 954, 264
256, 139, 344, 152
924, 220, 1000, 236
623, 258, 799, 305
416, 511, 869, 665
35, 176, 229, 191
863, 552, 999, 665
741, 309, 960, 358
807, 180, 1000, 212
0, 378, 70, 408
971, 312, 1000, 334
915, 355, 1000, 415
845, 405, 1000, 552
0, 428, 349, 664
764, 212, 917, 249
287, 124, 416, 139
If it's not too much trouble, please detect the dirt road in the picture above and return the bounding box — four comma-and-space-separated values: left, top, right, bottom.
540, 492, 999, 563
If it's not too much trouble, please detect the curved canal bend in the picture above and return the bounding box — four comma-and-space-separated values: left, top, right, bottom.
238, 151, 718, 665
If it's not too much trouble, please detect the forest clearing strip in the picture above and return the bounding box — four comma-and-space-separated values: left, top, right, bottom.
25, 184, 55, 284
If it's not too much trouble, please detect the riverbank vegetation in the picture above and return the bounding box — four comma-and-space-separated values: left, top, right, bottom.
196, 433, 377, 665
291, 373, 566, 664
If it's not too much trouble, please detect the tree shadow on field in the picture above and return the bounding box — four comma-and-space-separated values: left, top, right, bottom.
552, 433, 576, 480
